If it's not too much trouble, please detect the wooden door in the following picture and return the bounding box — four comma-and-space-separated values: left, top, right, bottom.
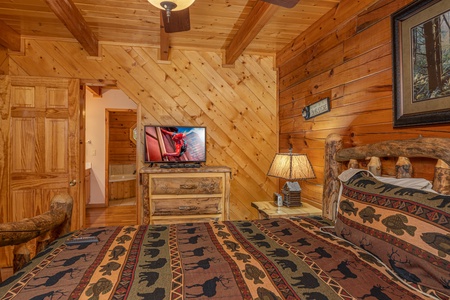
9, 76, 81, 229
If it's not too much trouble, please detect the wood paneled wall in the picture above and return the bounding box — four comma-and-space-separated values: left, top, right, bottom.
5, 41, 278, 221
277, 0, 450, 208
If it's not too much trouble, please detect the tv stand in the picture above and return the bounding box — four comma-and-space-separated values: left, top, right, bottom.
159, 163, 201, 169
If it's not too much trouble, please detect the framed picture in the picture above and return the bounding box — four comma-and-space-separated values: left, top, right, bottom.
301, 97, 330, 120
392, 0, 450, 127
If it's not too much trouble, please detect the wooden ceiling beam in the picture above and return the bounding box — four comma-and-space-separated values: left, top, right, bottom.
86, 86, 102, 98
44, 0, 99, 56
224, 0, 279, 65
159, 12, 170, 61
0, 20, 21, 52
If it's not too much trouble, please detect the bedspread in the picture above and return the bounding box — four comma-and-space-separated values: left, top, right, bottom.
0, 217, 434, 299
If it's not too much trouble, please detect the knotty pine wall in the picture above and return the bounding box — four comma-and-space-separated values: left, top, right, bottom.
277, 0, 450, 208
3, 41, 278, 221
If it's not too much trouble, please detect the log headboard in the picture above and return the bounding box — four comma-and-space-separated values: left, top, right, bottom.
322, 133, 450, 220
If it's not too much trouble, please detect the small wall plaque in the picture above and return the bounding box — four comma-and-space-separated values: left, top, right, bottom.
302, 97, 330, 120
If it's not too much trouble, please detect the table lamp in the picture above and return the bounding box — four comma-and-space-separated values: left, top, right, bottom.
267, 149, 316, 207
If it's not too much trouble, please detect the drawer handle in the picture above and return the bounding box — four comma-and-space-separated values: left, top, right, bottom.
180, 184, 197, 189
179, 206, 198, 211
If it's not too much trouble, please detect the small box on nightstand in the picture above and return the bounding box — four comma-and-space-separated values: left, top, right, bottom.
273, 193, 283, 207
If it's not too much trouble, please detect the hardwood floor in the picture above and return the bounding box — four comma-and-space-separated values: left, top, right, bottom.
85, 205, 137, 227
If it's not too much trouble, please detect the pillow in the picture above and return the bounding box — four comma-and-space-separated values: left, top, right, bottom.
338, 169, 434, 191
374, 176, 434, 192
335, 170, 449, 299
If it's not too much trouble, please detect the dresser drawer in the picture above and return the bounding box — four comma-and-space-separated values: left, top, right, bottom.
151, 177, 222, 195
152, 197, 222, 216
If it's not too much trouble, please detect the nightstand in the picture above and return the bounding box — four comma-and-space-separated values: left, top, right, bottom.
251, 201, 321, 219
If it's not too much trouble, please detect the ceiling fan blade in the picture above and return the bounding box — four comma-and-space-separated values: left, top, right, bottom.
261, 0, 299, 8
161, 9, 190, 33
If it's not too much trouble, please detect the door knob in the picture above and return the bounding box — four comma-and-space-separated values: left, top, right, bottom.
69, 180, 77, 186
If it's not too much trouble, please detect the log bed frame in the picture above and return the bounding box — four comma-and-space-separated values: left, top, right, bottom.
1, 134, 450, 277
322, 133, 450, 220
0, 193, 73, 275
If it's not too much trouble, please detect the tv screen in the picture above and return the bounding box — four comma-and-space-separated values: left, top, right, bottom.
144, 125, 206, 164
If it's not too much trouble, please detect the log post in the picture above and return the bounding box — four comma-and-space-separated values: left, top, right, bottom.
367, 157, 381, 176
322, 133, 343, 220
142, 174, 150, 224
432, 160, 450, 194
0, 194, 72, 247
335, 137, 450, 166
12, 244, 30, 273
396, 157, 412, 178
348, 159, 359, 169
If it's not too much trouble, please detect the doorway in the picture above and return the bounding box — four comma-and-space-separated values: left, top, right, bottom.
106, 109, 138, 207
85, 88, 138, 208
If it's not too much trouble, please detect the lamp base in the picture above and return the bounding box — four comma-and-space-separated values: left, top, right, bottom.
283, 199, 302, 207
282, 181, 302, 207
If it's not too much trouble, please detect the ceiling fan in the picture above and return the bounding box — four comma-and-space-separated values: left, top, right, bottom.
147, 0, 192, 33
148, 0, 300, 33
261, 0, 299, 8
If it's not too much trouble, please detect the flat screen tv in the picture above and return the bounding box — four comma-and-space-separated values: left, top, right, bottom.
144, 125, 206, 164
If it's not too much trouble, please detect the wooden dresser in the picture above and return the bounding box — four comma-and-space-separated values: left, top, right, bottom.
140, 166, 231, 224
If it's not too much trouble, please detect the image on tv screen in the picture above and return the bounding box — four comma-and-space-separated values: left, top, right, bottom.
145, 126, 206, 163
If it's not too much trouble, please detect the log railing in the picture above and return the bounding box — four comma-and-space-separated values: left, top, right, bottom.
0, 193, 73, 273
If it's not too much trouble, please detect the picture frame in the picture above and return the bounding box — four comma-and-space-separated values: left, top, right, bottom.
392, 0, 450, 127
302, 97, 330, 120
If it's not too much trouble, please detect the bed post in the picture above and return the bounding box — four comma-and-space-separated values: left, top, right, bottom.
396, 157, 412, 178
0, 193, 73, 272
322, 133, 343, 220
348, 159, 359, 169
367, 157, 381, 176
433, 159, 450, 194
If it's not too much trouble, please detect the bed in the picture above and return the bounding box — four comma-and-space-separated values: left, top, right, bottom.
0, 134, 449, 300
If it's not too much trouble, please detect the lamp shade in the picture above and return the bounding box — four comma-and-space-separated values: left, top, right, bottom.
148, 0, 195, 11
267, 153, 316, 180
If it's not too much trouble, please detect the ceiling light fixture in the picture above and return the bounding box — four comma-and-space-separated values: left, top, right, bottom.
148, 0, 195, 21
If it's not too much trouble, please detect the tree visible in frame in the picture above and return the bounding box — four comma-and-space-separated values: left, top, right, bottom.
412, 9, 450, 102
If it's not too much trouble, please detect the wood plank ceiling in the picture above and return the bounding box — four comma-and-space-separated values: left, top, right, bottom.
0, 0, 339, 64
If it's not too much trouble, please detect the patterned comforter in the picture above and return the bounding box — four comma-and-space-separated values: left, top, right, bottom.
0, 217, 433, 299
